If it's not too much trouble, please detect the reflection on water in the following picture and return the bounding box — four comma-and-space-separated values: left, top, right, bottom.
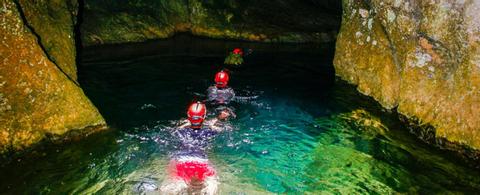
1, 38, 480, 194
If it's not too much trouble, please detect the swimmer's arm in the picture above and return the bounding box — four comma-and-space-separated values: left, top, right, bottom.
210, 125, 223, 133
177, 119, 190, 129
208, 119, 224, 132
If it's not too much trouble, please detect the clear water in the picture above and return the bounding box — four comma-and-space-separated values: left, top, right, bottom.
1, 38, 480, 194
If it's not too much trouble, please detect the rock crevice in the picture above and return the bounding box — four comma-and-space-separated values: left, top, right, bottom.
12, 0, 79, 86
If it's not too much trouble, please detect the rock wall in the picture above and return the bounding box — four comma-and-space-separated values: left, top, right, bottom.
0, 0, 106, 153
18, 0, 79, 81
334, 0, 480, 149
80, 0, 341, 46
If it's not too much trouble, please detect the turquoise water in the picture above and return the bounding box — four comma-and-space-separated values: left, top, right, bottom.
1, 40, 480, 194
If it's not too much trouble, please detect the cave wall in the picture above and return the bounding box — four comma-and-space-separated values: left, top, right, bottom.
0, 0, 105, 153
334, 0, 480, 149
80, 0, 341, 46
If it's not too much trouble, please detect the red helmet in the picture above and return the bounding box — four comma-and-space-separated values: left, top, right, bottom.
187, 102, 206, 128
214, 70, 229, 88
233, 48, 243, 56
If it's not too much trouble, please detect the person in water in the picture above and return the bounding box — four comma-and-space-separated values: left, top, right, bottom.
207, 70, 235, 105
160, 102, 220, 194
206, 70, 237, 124
224, 48, 243, 65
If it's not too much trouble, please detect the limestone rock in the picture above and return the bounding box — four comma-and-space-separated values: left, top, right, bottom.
0, 0, 106, 153
334, 0, 480, 149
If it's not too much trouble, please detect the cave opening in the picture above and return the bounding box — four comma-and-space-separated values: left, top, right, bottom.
75, 0, 345, 129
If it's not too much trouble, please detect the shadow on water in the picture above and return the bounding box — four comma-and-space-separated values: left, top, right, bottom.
1, 35, 480, 194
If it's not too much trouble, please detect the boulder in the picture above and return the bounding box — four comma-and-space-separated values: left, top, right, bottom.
334, 0, 480, 150
0, 0, 106, 153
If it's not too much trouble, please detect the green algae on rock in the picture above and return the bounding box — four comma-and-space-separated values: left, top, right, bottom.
334, 0, 480, 150
0, 0, 106, 153
80, 0, 341, 46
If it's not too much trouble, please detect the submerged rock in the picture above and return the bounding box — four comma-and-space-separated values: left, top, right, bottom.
334, 0, 480, 150
0, 1, 105, 153
80, 0, 342, 46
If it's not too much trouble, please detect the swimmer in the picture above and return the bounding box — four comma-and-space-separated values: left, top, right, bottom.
178, 107, 235, 132
206, 70, 237, 123
224, 48, 250, 65
207, 70, 235, 106
160, 102, 220, 194
177, 102, 231, 132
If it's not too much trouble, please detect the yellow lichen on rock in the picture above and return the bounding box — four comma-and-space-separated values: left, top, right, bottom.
17, 0, 79, 81
335, 0, 480, 149
0, 0, 106, 153
334, 2, 400, 109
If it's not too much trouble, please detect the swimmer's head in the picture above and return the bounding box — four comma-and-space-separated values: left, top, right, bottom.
232, 48, 243, 56
214, 70, 229, 88
187, 102, 206, 129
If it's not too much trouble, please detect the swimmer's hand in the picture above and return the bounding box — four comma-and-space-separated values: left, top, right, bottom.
207, 119, 223, 132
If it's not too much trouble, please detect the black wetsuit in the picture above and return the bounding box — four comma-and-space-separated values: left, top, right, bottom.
172, 127, 218, 158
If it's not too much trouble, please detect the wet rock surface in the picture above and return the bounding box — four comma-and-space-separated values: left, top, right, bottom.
80, 0, 342, 46
334, 0, 480, 150
17, 0, 79, 81
0, 0, 105, 154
